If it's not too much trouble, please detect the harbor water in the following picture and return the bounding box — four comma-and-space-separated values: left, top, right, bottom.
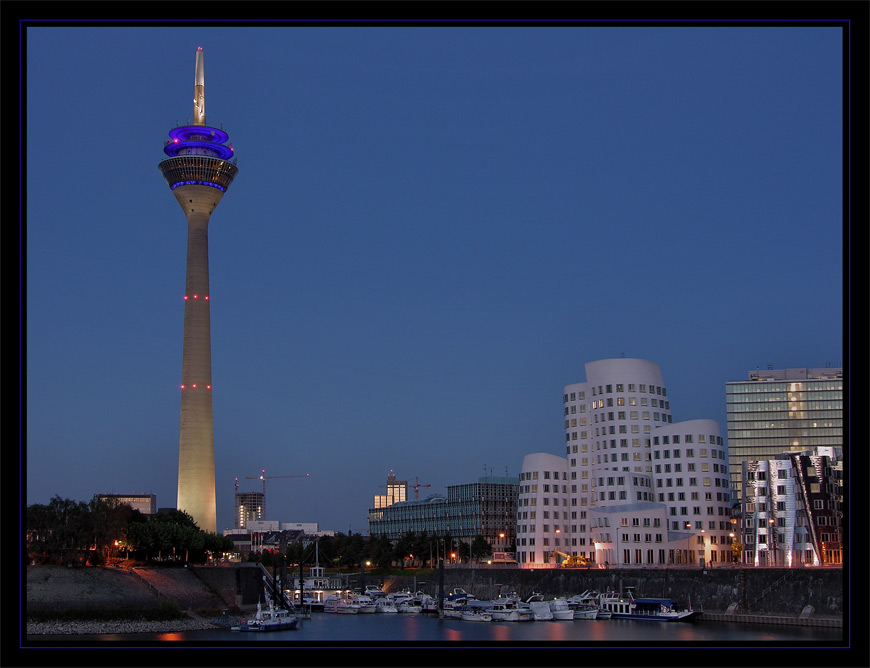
28, 611, 845, 646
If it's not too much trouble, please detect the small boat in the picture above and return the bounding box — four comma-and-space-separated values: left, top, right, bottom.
528, 600, 554, 621
231, 600, 299, 632
548, 598, 576, 621
323, 595, 361, 614
568, 590, 611, 619
441, 598, 469, 619
485, 598, 534, 622
365, 584, 386, 599
598, 590, 699, 622
297, 595, 323, 613
350, 593, 378, 613
397, 598, 423, 613
447, 587, 476, 601
375, 598, 399, 613
461, 609, 492, 622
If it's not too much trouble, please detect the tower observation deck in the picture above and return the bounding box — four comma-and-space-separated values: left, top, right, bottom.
158, 47, 238, 534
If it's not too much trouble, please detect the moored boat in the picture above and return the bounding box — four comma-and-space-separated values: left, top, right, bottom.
350, 593, 378, 613
485, 598, 534, 622
548, 598, 576, 621
528, 600, 554, 621
323, 594, 361, 614
231, 600, 299, 632
598, 590, 699, 622
375, 598, 399, 613
461, 608, 493, 622
568, 590, 611, 619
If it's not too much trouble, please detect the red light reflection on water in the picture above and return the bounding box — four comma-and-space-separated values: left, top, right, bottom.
444, 627, 464, 641
155, 632, 184, 641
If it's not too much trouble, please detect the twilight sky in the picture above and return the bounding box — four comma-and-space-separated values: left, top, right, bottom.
24, 24, 845, 534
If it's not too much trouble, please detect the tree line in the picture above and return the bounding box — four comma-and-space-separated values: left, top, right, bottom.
26, 496, 499, 570
253, 531, 495, 571
26, 495, 235, 566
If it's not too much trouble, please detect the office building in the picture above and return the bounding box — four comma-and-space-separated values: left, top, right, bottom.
373, 471, 408, 509
158, 48, 239, 533
234, 490, 264, 530
368, 476, 519, 553
97, 493, 157, 515
726, 367, 843, 505
517, 358, 732, 568
739, 446, 843, 567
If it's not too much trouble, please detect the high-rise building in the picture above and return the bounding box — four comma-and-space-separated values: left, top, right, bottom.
373, 471, 408, 509
516, 358, 733, 568
158, 48, 239, 533
738, 447, 843, 567
234, 490, 264, 530
725, 367, 843, 505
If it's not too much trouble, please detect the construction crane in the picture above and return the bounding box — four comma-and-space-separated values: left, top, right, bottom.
245, 469, 310, 496
411, 477, 431, 500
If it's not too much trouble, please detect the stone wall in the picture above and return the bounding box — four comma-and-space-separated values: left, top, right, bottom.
385, 567, 844, 616
189, 563, 264, 610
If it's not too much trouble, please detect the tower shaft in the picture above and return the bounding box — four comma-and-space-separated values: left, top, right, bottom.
159, 48, 238, 534
177, 200, 216, 532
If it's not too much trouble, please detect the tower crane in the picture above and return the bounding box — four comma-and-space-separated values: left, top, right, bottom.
411, 477, 431, 500
245, 469, 310, 496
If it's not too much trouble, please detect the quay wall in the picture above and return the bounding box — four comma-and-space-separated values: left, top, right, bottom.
189, 563, 264, 609
383, 567, 844, 618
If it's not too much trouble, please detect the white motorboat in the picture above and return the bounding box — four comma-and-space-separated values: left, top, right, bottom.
568, 590, 611, 619
364, 584, 386, 599
375, 598, 399, 613
485, 598, 534, 622
397, 598, 423, 613
528, 600, 554, 621
461, 609, 492, 622
573, 604, 601, 620
548, 598, 576, 621
231, 600, 299, 632
323, 595, 361, 614
441, 597, 473, 619
350, 593, 378, 613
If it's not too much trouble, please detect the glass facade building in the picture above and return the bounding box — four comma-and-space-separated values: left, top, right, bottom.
368, 476, 519, 551
726, 368, 843, 504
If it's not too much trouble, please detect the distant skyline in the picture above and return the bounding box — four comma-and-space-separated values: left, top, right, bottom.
23, 22, 848, 534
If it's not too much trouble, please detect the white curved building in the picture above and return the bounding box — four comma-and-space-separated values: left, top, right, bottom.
516, 453, 569, 567
520, 358, 733, 568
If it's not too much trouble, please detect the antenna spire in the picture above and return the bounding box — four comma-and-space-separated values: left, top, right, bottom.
193, 47, 205, 126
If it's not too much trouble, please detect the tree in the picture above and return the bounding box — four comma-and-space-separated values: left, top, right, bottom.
471, 535, 493, 563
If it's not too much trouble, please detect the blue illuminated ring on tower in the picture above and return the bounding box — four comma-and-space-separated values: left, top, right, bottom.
169, 125, 230, 144
163, 125, 235, 160
158, 155, 239, 192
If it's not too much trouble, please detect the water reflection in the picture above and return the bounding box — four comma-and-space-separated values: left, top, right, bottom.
27, 613, 843, 646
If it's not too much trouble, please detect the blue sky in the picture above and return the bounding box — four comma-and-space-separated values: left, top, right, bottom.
24, 25, 845, 534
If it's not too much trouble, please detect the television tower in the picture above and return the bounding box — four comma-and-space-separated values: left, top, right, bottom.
158, 48, 238, 533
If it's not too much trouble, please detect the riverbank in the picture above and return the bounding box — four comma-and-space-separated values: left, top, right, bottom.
26, 614, 227, 636
25, 565, 234, 635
